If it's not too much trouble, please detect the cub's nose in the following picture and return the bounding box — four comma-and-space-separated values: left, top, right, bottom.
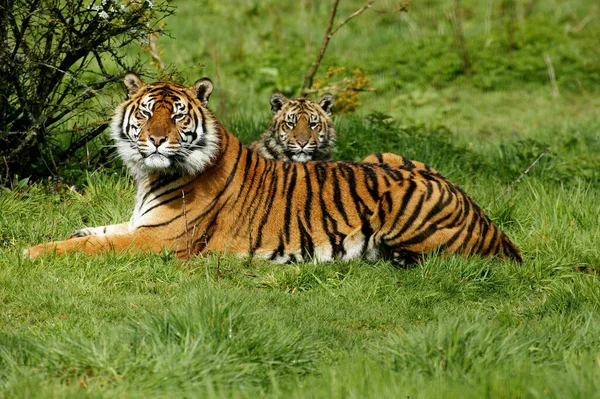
297, 140, 308, 148
149, 135, 167, 147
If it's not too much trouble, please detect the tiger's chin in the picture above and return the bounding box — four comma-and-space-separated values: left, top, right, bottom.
144, 153, 172, 170
290, 152, 312, 163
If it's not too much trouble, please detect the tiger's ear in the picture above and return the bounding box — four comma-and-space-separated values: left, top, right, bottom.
191, 78, 213, 105
317, 93, 335, 116
124, 73, 145, 98
269, 92, 288, 114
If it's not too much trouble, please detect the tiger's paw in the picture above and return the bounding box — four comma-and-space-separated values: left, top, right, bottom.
69, 227, 101, 239
23, 244, 60, 259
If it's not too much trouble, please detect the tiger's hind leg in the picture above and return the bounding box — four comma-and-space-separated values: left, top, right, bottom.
364, 177, 485, 264
339, 190, 423, 265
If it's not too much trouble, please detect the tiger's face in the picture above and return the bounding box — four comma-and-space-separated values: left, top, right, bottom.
111, 73, 219, 177
268, 93, 335, 162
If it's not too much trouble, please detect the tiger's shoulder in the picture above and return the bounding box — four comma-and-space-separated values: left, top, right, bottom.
248, 92, 336, 163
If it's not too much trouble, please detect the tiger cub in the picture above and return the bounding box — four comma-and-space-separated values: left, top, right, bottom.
248, 92, 336, 162
25, 74, 522, 264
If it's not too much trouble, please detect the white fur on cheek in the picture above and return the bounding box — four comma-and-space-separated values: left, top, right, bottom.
180, 124, 220, 175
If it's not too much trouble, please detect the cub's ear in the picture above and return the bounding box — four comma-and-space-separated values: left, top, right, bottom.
317, 93, 335, 116
191, 78, 213, 105
124, 73, 145, 98
269, 92, 288, 114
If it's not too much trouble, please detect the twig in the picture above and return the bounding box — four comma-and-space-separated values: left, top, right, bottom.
330, 0, 375, 36
573, 14, 593, 33
182, 190, 190, 262
301, 0, 375, 95
489, 148, 549, 207
544, 53, 560, 98
145, 31, 165, 70
36, 62, 113, 107
302, 85, 376, 94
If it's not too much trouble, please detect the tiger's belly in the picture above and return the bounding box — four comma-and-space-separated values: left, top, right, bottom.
205, 221, 379, 264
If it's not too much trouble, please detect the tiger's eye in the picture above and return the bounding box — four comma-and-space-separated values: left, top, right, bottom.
138, 109, 151, 119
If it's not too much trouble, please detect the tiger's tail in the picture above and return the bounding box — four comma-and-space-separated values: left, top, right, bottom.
498, 232, 522, 262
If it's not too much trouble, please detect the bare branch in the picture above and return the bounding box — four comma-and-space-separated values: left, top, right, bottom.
330, 0, 375, 36
301, 0, 375, 96
36, 62, 112, 107
489, 148, 549, 207
302, 85, 376, 94
144, 31, 166, 70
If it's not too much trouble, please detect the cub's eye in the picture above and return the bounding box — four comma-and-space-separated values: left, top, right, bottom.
173, 113, 186, 121
139, 109, 152, 119
285, 121, 295, 129
309, 122, 319, 129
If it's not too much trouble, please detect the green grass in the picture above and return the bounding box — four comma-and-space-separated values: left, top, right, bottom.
2, 0, 600, 397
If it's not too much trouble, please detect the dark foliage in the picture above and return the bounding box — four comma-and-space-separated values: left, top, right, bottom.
0, 0, 174, 185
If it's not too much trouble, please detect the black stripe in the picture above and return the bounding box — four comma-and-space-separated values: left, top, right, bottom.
141, 189, 193, 218
283, 165, 298, 243
386, 179, 418, 237
245, 159, 275, 250
137, 214, 182, 229
297, 213, 314, 260
331, 167, 350, 226
187, 141, 243, 226
254, 162, 280, 250
315, 163, 343, 255
302, 163, 313, 231
340, 163, 370, 223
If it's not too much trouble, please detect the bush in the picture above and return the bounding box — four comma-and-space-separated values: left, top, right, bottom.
0, 0, 174, 186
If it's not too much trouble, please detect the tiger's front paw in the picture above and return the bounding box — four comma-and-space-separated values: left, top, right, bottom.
69, 227, 99, 239
23, 244, 61, 259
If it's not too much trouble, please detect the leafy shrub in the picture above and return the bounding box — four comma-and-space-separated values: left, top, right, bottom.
0, 0, 174, 186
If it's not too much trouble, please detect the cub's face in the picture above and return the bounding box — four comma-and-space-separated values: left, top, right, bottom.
112, 74, 219, 177
269, 93, 335, 162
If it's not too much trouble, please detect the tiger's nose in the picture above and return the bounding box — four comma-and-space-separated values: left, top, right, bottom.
297, 140, 308, 148
149, 135, 167, 147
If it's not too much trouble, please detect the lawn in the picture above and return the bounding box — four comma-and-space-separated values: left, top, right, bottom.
1, 0, 599, 397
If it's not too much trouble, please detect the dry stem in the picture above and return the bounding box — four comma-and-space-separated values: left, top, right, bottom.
489, 148, 549, 207
182, 189, 190, 262
301, 0, 375, 95
145, 32, 166, 70
544, 53, 560, 98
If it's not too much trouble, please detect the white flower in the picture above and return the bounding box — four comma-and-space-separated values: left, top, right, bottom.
99, 10, 109, 18
120, 4, 126, 12
145, 0, 153, 8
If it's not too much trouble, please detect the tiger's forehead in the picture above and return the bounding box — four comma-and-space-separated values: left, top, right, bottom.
136, 83, 191, 107
282, 99, 325, 116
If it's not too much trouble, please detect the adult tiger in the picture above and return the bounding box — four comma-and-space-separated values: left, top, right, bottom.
25, 74, 522, 264
247, 92, 336, 162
